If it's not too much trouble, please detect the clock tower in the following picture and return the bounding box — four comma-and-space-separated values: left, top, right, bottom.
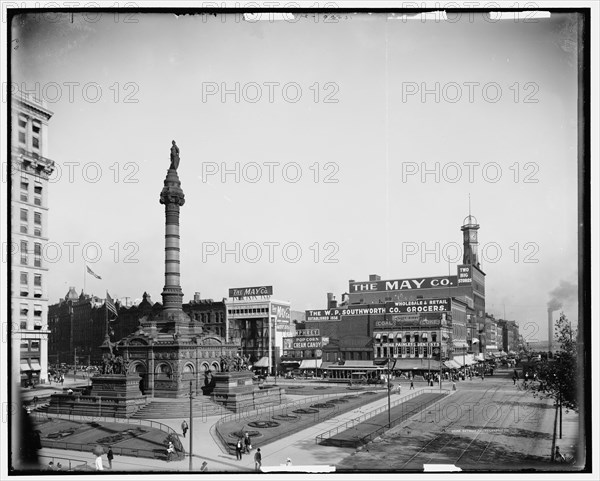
461, 214, 480, 267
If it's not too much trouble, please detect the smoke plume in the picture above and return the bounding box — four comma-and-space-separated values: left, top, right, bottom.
547, 280, 577, 311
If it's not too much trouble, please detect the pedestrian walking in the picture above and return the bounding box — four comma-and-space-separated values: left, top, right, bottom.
95, 454, 104, 471
286, 457, 292, 466
254, 448, 262, 472
200, 461, 208, 472
181, 420, 189, 438
107, 447, 114, 469
512, 376, 517, 385
410, 379, 414, 390
235, 437, 243, 460
244, 432, 252, 453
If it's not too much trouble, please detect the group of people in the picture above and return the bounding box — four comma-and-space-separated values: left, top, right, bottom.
94, 447, 114, 470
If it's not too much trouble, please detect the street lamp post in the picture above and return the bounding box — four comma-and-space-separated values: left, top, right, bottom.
387, 357, 391, 428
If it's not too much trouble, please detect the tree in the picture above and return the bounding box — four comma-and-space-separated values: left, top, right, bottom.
532, 313, 578, 411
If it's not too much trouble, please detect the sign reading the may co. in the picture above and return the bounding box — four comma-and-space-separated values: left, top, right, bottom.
350, 276, 458, 293
229, 285, 273, 298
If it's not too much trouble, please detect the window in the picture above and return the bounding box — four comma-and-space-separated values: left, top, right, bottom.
21, 181, 29, 191
20, 272, 28, 285
20, 241, 28, 265
34, 227, 41, 237
32, 137, 39, 149
20, 225, 28, 234
20, 303, 28, 315
19, 117, 27, 129
20, 192, 28, 202
18, 131, 26, 144
20, 321, 27, 329
34, 197, 41, 206
34, 212, 41, 225
21, 341, 29, 351
34, 305, 42, 317
30, 341, 40, 350
20, 208, 28, 221
34, 185, 42, 195
34, 243, 41, 256
34, 274, 41, 286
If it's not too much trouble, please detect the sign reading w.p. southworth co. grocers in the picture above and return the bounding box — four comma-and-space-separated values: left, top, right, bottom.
228, 285, 273, 298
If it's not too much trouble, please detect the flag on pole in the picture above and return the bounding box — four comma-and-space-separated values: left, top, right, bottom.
106, 291, 118, 318
86, 265, 102, 280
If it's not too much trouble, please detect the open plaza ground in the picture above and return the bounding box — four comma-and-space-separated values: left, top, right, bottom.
29, 367, 582, 474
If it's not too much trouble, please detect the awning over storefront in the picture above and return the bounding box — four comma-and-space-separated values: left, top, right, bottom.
464, 355, 477, 365
253, 356, 270, 368
343, 361, 378, 368
20, 360, 31, 372
444, 360, 461, 369
453, 341, 468, 349
475, 353, 485, 362
393, 358, 441, 371
452, 357, 465, 367
298, 359, 322, 370
29, 361, 42, 370
320, 362, 334, 370
281, 360, 300, 364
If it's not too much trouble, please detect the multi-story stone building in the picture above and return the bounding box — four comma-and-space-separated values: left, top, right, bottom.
48, 290, 229, 365
11, 90, 55, 386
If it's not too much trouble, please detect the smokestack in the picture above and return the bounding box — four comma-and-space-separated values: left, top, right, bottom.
547, 308, 554, 352
194, 292, 201, 303
327, 292, 336, 309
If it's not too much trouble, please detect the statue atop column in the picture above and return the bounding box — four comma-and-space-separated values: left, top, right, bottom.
170, 140, 180, 171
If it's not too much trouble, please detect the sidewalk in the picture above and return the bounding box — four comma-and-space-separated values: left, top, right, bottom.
37, 388, 435, 473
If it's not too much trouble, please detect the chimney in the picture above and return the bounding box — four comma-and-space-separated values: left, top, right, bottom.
194, 292, 201, 303
327, 292, 336, 309
369, 274, 381, 281
547, 308, 554, 353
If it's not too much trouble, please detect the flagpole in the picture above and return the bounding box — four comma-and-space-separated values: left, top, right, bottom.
83, 263, 86, 294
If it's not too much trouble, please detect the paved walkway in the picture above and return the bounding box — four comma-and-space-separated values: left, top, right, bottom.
38, 388, 437, 472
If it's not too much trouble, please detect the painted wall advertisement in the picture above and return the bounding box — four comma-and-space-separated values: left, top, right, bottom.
271, 303, 291, 327
457, 265, 473, 285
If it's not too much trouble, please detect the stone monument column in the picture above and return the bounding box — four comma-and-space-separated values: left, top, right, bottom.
160, 141, 185, 312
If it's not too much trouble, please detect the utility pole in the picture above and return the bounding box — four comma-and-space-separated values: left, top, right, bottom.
189, 380, 193, 471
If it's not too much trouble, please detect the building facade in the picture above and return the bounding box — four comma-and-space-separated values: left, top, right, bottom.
225, 291, 292, 373
11, 90, 55, 386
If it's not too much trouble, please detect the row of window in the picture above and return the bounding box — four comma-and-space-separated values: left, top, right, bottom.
19, 240, 43, 267
228, 307, 269, 315
20, 340, 40, 351
18, 115, 42, 152
376, 332, 439, 343
20, 304, 43, 316
19, 224, 43, 236
375, 346, 437, 357
20, 271, 42, 286
20, 321, 44, 330
20, 209, 42, 224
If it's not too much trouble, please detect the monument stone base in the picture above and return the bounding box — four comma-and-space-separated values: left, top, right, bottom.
46, 374, 148, 418
210, 371, 285, 413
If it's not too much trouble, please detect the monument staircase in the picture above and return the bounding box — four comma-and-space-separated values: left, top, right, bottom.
131, 395, 228, 419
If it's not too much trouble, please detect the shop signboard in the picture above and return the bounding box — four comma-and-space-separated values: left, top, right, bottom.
229, 285, 273, 299
457, 265, 473, 285
292, 336, 322, 349
386, 298, 450, 314
297, 329, 320, 336
350, 276, 458, 293
271, 303, 291, 326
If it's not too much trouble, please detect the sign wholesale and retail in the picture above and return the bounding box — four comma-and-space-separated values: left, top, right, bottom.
457, 265, 473, 285
228, 285, 273, 299
386, 298, 451, 314
349, 276, 458, 293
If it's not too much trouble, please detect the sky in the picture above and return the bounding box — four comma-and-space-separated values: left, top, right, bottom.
7, 9, 584, 342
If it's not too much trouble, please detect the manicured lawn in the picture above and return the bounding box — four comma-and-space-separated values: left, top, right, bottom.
216, 390, 388, 454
